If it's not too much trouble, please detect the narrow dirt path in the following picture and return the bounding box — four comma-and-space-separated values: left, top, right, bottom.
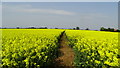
52, 31, 75, 68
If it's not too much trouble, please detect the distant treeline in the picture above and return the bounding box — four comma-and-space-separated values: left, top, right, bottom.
1, 27, 48, 29
100, 27, 120, 32
72, 27, 120, 32
1, 26, 120, 32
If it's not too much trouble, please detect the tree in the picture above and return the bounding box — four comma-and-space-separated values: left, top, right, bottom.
108, 28, 111, 31
100, 27, 116, 32
44, 27, 48, 29
16, 26, 19, 29
73, 28, 75, 30
76, 27, 80, 30
100, 27, 105, 31
117, 29, 120, 32
29, 27, 35, 29
55, 28, 58, 29
86, 28, 89, 30
110, 28, 114, 32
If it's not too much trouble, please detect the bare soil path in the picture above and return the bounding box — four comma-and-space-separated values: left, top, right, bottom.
51, 31, 75, 68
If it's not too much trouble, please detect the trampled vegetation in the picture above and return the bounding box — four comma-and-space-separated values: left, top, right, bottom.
1, 29, 120, 68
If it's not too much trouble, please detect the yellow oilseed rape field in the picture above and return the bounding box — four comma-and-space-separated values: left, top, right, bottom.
66, 30, 119, 68
1, 29, 120, 68
1, 29, 63, 68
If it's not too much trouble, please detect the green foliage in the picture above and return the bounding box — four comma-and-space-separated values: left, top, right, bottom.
76, 27, 80, 30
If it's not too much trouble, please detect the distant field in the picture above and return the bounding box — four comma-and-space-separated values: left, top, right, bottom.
1, 29, 119, 68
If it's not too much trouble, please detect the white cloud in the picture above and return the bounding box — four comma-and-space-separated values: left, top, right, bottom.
19, 8, 76, 15
3, 4, 76, 15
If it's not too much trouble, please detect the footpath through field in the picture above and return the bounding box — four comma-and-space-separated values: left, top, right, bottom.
51, 31, 75, 68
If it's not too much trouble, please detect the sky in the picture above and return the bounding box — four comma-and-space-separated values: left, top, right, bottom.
2, 2, 118, 30
2, 0, 120, 2
0, 2, 2, 27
